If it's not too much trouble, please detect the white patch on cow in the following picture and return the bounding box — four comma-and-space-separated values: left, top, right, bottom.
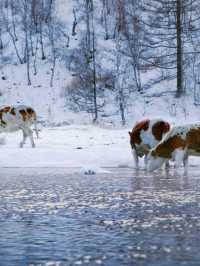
148, 155, 166, 172
140, 119, 161, 149
161, 123, 200, 144
130, 119, 170, 168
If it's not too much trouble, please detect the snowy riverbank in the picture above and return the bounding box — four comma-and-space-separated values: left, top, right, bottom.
1, 124, 200, 172
0, 125, 134, 171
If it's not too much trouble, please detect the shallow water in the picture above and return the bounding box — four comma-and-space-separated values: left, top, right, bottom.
0, 167, 200, 265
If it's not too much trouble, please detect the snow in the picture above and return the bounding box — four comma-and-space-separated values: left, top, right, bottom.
0, 123, 199, 172
1, 0, 200, 172
0, 125, 134, 171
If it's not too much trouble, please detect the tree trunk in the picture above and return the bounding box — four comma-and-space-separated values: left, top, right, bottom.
72, 8, 77, 36
39, 21, 46, 60
0, 28, 3, 50
25, 11, 31, 85
176, 0, 183, 97
91, 12, 98, 122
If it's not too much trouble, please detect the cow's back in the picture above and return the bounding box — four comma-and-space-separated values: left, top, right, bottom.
0, 105, 36, 132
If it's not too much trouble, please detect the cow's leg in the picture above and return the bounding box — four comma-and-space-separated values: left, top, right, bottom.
20, 126, 35, 148
132, 148, 139, 168
165, 160, 170, 169
27, 128, 35, 148
144, 154, 148, 169
173, 148, 185, 169
183, 153, 189, 172
20, 129, 27, 148
34, 119, 39, 139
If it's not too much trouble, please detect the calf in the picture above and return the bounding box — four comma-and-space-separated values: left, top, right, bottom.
0, 105, 38, 148
129, 119, 170, 168
148, 123, 200, 171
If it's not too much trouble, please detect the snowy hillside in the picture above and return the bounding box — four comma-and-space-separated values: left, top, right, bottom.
0, 0, 200, 126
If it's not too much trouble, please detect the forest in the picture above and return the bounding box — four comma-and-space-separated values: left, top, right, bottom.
0, 0, 200, 124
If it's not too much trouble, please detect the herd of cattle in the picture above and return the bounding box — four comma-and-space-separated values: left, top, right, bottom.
129, 118, 200, 171
0, 105, 199, 171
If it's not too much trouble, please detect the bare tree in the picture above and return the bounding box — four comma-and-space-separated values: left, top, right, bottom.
23, 0, 31, 85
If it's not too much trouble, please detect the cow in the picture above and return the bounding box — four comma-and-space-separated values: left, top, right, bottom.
148, 123, 200, 172
129, 119, 170, 168
0, 105, 38, 148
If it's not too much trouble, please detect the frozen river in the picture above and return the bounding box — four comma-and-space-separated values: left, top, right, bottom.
0, 167, 200, 266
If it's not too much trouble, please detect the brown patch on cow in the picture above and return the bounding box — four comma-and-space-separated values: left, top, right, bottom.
0, 111, 3, 126
0, 114, 6, 127
153, 135, 186, 159
0, 105, 36, 128
19, 109, 28, 121
26, 107, 34, 115
152, 121, 170, 141
0, 111, 3, 120
10, 107, 16, 115
2, 106, 11, 113
186, 127, 200, 151
26, 107, 36, 120
129, 119, 150, 146
19, 108, 36, 122
152, 127, 200, 159
0, 106, 12, 127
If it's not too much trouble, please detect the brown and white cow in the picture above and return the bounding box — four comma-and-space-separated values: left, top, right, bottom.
0, 105, 38, 148
148, 123, 200, 171
129, 119, 170, 168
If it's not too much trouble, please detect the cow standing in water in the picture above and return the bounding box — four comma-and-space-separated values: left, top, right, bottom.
148, 123, 200, 172
129, 119, 170, 168
0, 105, 38, 148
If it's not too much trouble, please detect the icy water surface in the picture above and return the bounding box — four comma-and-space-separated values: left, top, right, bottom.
0, 167, 200, 265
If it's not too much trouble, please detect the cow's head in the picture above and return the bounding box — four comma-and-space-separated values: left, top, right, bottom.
148, 149, 166, 171
128, 131, 144, 157
129, 119, 149, 148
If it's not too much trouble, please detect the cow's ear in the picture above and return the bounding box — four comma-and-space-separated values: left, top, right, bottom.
128, 131, 132, 136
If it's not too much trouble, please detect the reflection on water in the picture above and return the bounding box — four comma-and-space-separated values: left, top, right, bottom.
0, 167, 200, 265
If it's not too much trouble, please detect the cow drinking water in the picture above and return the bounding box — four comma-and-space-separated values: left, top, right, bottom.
148, 123, 200, 172
129, 119, 170, 168
0, 105, 38, 148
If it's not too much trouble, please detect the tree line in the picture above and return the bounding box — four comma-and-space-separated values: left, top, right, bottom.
1, 0, 200, 124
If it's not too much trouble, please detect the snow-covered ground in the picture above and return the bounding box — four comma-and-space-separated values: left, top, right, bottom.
1, 124, 200, 172
0, 0, 200, 171
0, 125, 134, 171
